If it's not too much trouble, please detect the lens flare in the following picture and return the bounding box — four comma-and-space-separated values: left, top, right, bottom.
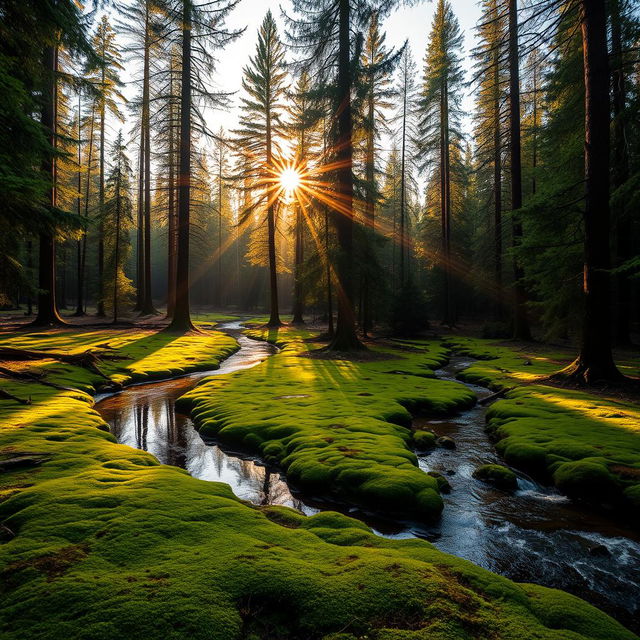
279, 167, 301, 193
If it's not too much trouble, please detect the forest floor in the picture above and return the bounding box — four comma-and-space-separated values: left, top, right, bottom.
0, 313, 638, 639
444, 336, 640, 516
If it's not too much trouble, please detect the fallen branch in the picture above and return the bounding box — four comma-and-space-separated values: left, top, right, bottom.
0, 366, 77, 392
0, 453, 49, 472
0, 388, 31, 404
478, 387, 514, 405
0, 347, 125, 380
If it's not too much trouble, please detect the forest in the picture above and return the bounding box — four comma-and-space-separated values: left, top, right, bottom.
0, 0, 639, 638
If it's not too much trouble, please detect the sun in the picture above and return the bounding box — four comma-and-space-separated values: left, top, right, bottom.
279, 167, 301, 194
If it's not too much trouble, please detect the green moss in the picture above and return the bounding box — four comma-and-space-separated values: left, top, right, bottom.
426, 471, 452, 493
473, 464, 518, 492
180, 327, 475, 520
0, 327, 636, 639
413, 430, 436, 450
553, 461, 618, 501
0, 326, 238, 390
446, 336, 640, 516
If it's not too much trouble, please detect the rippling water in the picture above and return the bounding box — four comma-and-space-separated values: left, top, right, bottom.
95, 326, 640, 632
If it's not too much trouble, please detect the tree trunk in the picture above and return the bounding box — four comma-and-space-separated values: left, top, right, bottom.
292, 202, 305, 324
493, 23, 503, 320
167, 0, 194, 332
439, 75, 453, 326
265, 88, 281, 327
33, 45, 64, 327
560, 0, 621, 382
80, 100, 96, 316
399, 68, 407, 287
328, 0, 363, 350
74, 90, 86, 316
97, 55, 106, 318
140, 4, 157, 316
26, 240, 33, 316
135, 119, 145, 312
113, 161, 122, 323
325, 205, 334, 338
611, 0, 631, 346
166, 66, 177, 319
59, 245, 68, 309
217, 150, 223, 309
508, 0, 531, 340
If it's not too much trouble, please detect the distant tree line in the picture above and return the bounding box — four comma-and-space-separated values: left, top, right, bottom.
0, 0, 638, 381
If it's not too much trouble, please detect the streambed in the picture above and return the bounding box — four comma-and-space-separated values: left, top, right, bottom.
95, 322, 640, 632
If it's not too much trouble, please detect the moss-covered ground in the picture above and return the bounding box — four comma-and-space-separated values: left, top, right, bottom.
179, 326, 476, 520
0, 326, 238, 389
0, 325, 636, 639
445, 336, 640, 517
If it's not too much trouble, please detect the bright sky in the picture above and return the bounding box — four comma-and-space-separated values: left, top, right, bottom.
111, 0, 482, 176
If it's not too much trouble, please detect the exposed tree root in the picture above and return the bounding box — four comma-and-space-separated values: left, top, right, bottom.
0, 388, 31, 404
552, 357, 628, 387
0, 367, 76, 392
0, 347, 126, 380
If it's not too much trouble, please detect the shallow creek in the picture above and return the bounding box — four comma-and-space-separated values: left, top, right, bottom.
95, 323, 640, 632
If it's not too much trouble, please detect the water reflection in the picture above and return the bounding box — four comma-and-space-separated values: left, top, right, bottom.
96, 324, 311, 513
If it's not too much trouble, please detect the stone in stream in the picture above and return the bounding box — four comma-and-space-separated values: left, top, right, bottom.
472, 464, 518, 492
427, 471, 451, 493
436, 436, 456, 450
413, 430, 436, 450
588, 544, 610, 557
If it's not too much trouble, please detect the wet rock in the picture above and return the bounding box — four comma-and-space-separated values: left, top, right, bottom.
472, 464, 518, 492
588, 544, 610, 557
413, 430, 436, 450
436, 436, 456, 450
445, 469, 456, 476
427, 471, 451, 493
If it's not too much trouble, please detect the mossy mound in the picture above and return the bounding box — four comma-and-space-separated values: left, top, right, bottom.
473, 464, 518, 492
446, 337, 640, 516
413, 429, 436, 450
180, 327, 475, 520
0, 329, 635, 639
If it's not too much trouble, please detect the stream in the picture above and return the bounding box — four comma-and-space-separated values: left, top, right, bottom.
95, 322, 640, 632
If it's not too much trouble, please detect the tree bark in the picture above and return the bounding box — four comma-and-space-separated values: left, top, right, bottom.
167, 0, 194, 332
217, 146, 223, 309
611, 0, 631, 345
74, 90, 86, 316
325, 204, 334, 338
328, 0, 363, 350
166, 64, 177, 319
135, 120, 145, 311
266, 82, 281, 327
140, 3, 157, 316
33, 45, 64, 327
97, 51, 106, 318
113, 157, 122, 323
560, 0, 621, 382
493, 14, 503, 320
291, 202, 305, 324
508, 0, 531, 340
439, 74, 453, 326
399, 66, 407, 287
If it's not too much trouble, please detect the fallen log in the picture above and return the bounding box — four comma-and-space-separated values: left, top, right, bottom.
478, 387, 514, 406
0, 347, 125, 380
